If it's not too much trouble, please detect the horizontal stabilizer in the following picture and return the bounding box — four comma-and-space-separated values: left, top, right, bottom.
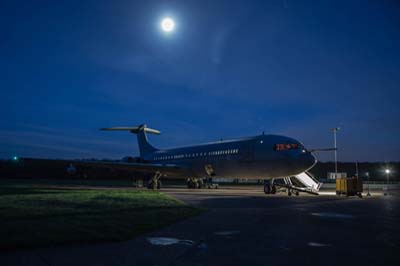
101, 124, 160, 135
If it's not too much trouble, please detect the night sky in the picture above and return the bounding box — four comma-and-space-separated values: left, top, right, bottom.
1, 0, 399, 161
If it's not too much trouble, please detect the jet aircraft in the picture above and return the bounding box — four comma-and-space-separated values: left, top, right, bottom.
22, 124, 329, 195
100, 124, 324, 195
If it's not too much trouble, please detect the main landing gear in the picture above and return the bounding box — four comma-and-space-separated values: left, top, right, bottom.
187, 177, 219, 189
147, 171, 162, 190
187, 178, 204, 189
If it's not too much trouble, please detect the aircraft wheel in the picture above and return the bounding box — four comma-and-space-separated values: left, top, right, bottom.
264, 184, 271, 194
148, 180, 157, 190
188, 181, 195, 189
295, 191, 299, 196
197, 179, 204, 189
288, 190, 292, 196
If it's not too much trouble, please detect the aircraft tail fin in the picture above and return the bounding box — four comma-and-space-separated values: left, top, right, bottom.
101, 124, 159, 157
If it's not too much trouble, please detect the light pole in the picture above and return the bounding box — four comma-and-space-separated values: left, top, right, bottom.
384, 169, 390, 196
385, 169, 390, 185
366, 172, 371, 197
331, 127, 340, 179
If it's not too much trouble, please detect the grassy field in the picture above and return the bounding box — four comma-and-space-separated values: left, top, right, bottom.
0, 179, 202, 250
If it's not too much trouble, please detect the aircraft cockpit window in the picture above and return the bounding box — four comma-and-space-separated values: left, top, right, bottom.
274, 143, 300, 151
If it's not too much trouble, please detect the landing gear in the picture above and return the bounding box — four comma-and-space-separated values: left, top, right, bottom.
187, 177, 218, 189
187, 178, 202, 189
147, 171, 162, 190
263, 180, 277, 194
205, 177, 219, 189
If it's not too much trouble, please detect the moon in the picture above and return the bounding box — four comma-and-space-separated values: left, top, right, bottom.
161, 17, 175, 32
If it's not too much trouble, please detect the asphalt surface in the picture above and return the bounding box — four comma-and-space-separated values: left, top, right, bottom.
1, 187, 399, 266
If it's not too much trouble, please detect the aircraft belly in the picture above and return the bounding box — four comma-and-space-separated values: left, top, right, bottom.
172, 158, 305, 179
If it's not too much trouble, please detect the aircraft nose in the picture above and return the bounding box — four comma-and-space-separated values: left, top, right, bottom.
304, 152, 317, 169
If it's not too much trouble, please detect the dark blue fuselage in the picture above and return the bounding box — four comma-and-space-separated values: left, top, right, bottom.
143, 134, 316, 179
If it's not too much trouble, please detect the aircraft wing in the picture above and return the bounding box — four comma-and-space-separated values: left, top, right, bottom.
19, 158, 188, 176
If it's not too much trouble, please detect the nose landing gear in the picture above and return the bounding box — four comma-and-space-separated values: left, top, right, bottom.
263, 179, 277, 194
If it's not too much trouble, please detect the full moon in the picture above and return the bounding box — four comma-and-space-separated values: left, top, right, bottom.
161, 17, 175, 32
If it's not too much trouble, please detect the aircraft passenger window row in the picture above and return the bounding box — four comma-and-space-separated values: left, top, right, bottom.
154, 149, 239, 161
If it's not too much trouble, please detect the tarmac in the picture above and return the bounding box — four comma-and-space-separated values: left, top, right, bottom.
1, 186, 399, 266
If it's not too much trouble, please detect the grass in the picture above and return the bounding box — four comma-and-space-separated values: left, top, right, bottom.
0, 179, 202, 250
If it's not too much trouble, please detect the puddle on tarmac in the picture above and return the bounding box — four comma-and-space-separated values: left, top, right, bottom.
311, 212, 353, 219
308, 242, 332, 247
214, 230, 240, 236
147, 237, 194, 246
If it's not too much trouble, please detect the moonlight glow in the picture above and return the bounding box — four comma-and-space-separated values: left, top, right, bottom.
161, 17, 175, 32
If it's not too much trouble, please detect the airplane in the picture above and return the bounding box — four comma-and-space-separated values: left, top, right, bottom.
21, 124, 332, 196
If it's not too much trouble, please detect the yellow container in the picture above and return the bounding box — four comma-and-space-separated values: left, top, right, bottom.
336, 177, 363, 197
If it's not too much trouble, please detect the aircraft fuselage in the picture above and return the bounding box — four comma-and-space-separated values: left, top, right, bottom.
144, 134, 316, 179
